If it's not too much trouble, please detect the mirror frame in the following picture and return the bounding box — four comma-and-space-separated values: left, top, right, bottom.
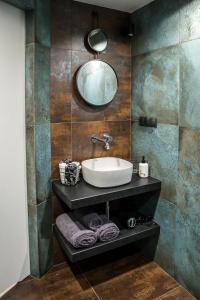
87, 28, 108, 53
76, 59, 118, 107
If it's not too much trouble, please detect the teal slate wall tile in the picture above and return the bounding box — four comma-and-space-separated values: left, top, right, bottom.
132, 123, 179, 205
36, 200, 53, 276
28, 200, 53, 278
132, 0, 200, 295
26, 126, 36, 205
177, 127, 200, 212
35, 44, 50, 125
35, 0, 50, 48
26, 10, 36, 45
154, 198, 176, 276
28, 203, 39, 276
132, 46, 179, 125
3, 0, 34, 9
35, 124, 51, 203
13, 0, 52, 277
180, 0, 200, 43
25, 44, 35, 126
175, 208, 200, 298
132, 0, 179, 56
25, 0, 50, 47
180, 39, 200, 128
25, 44, 50, 126
26, 124, 51, 205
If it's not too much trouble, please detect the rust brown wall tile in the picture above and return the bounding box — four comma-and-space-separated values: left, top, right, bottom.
50, 0, 132, 182
71, 50, 93, 75
71, 2, 94, 52
51, 49, 72, 123
102, 55, 131, 121
51, 123, 71, 179
51, 0, 72, 49
51, 0, 131, 265
101, 54, 131, 78
105, 28, 131, 57
71, 89, 105, 122
72, 1, 94, 29
103, 92, 131, 121
72, 121, 131, 162
52, 194, 65, 223
71, 1, 131, 56
72, 27, 90, 52
99, 9, 131, 57
51, 0, 131, 125
71, 2, 131, 56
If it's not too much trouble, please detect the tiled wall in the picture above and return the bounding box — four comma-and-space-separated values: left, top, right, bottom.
51, 0, 131, 264
132, 0, 200, 298
25, 0, 52, 277
50, 0, 131, 180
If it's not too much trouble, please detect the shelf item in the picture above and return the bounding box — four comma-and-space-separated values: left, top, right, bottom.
54, 222, 160, 263
52, 175, 161, 210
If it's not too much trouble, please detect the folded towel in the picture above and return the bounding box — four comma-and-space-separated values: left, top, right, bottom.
81, 212, 104, 231
56, 213, 97, 248
96, 215, 120, 242
81, 213, 120, 242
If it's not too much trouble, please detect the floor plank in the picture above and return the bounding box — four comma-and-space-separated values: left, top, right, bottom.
2, 256, 196, 300
79, 255, 179, 300
154, 286, 196, 300
2, 263, 96, 300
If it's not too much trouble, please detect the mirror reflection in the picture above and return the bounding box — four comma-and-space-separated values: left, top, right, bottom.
76, 60, 118, 106
88, 29, 108, 52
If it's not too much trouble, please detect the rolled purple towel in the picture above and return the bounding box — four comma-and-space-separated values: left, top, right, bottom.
81, 213, 120, 242
96, 215, 120, 242
81, 212, 103, 231
56, 213, 97, 248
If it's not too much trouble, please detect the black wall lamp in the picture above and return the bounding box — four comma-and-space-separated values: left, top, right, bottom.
128, 16, 134, 37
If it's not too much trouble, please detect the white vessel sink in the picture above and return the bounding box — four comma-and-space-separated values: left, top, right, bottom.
82, 157, 133, 188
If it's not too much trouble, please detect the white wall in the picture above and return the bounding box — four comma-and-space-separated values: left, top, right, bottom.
0, 1, 30, 296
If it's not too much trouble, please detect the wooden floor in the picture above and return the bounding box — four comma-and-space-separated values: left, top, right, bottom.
2, 252, 196, 300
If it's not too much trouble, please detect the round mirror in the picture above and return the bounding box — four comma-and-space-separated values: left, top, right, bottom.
88, 29, 108, 52
76, 60, 118, 106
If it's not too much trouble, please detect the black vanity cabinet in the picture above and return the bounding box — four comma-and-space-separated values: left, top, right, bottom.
53, 175, 161, 263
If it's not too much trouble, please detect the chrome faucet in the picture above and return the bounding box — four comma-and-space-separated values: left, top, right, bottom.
91, 133, 113, 150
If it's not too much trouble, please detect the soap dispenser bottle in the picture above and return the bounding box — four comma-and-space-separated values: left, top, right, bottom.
139, 156, 149, 178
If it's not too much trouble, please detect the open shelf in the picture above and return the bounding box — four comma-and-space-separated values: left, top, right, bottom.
53, 175, 161, 263
54, 222, 160, 263
52, 175, 161, 210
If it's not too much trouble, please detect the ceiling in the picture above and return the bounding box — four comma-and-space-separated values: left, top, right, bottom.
74, 0, 154, 13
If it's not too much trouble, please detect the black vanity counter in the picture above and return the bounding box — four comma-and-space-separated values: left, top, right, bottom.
52, 175, 161, 210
